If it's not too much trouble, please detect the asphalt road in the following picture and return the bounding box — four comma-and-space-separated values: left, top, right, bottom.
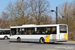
0, 40, 75, 50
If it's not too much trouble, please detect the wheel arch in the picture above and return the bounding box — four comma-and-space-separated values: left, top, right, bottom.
39, 37, 45, 41
4, 36, 8, 38
40, 37, 44, 39
17, 37, 21, 39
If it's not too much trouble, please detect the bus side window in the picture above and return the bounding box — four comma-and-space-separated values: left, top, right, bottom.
16, 32, 19, 35
47, 31, 51, 34
52, 27, 56, 34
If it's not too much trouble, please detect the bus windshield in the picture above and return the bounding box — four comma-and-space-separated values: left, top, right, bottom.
59, 25, 67, 33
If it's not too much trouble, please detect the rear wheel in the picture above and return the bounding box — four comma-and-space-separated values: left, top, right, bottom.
4, 36, 8, 40
17, 37, 21, 42
39, 38, 45, 44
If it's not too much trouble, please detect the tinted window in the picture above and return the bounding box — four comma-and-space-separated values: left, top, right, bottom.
10, 26, 57, 35
34, 27, 56, 34
11, 28, 34, 35
0, 30, 10, 35
11, 28, 16, 35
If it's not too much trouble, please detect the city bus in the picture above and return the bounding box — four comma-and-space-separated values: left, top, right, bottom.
0, 29, 10, 39
10, 24, 68, 43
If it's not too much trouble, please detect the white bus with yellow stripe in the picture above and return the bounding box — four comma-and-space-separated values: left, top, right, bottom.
10, 24, 68, 43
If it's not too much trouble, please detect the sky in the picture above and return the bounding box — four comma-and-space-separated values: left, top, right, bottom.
48, 0, 73, 10
0, 0, 73, 17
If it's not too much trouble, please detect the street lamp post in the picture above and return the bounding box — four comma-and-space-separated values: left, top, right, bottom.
56, 7, 58, 24
51, 7, 58, 24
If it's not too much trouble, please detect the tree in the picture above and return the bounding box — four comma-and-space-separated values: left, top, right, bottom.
0, 11, 9, 28
0, 18, 2, 29
6, 0, 30, 26
29, 0, 50, 24
6, 0, 52, 25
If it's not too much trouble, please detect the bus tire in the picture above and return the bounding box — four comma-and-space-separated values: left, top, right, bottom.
17, 37, 21, 42
4, 36, 8, 40
39, 37, 45, 44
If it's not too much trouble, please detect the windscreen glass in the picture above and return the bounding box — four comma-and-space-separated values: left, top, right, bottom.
59, 25, 67, 33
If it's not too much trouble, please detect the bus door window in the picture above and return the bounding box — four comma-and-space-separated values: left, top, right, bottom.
11, 28, 16, 35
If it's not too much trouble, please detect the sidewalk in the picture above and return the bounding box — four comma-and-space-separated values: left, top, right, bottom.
68, 41, 75, 42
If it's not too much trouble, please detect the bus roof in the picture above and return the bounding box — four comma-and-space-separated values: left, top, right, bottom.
10, 24, 67, 28
0, 29, 10, 31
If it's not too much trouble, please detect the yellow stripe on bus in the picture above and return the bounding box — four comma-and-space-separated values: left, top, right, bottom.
9, 36, 10, 39
64, 33, 67, 39
45, 35, 50, 42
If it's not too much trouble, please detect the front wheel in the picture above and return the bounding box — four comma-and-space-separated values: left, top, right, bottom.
39, 38, 45, 44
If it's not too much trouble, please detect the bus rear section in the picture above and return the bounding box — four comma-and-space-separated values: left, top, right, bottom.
58, 25, 68, 42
